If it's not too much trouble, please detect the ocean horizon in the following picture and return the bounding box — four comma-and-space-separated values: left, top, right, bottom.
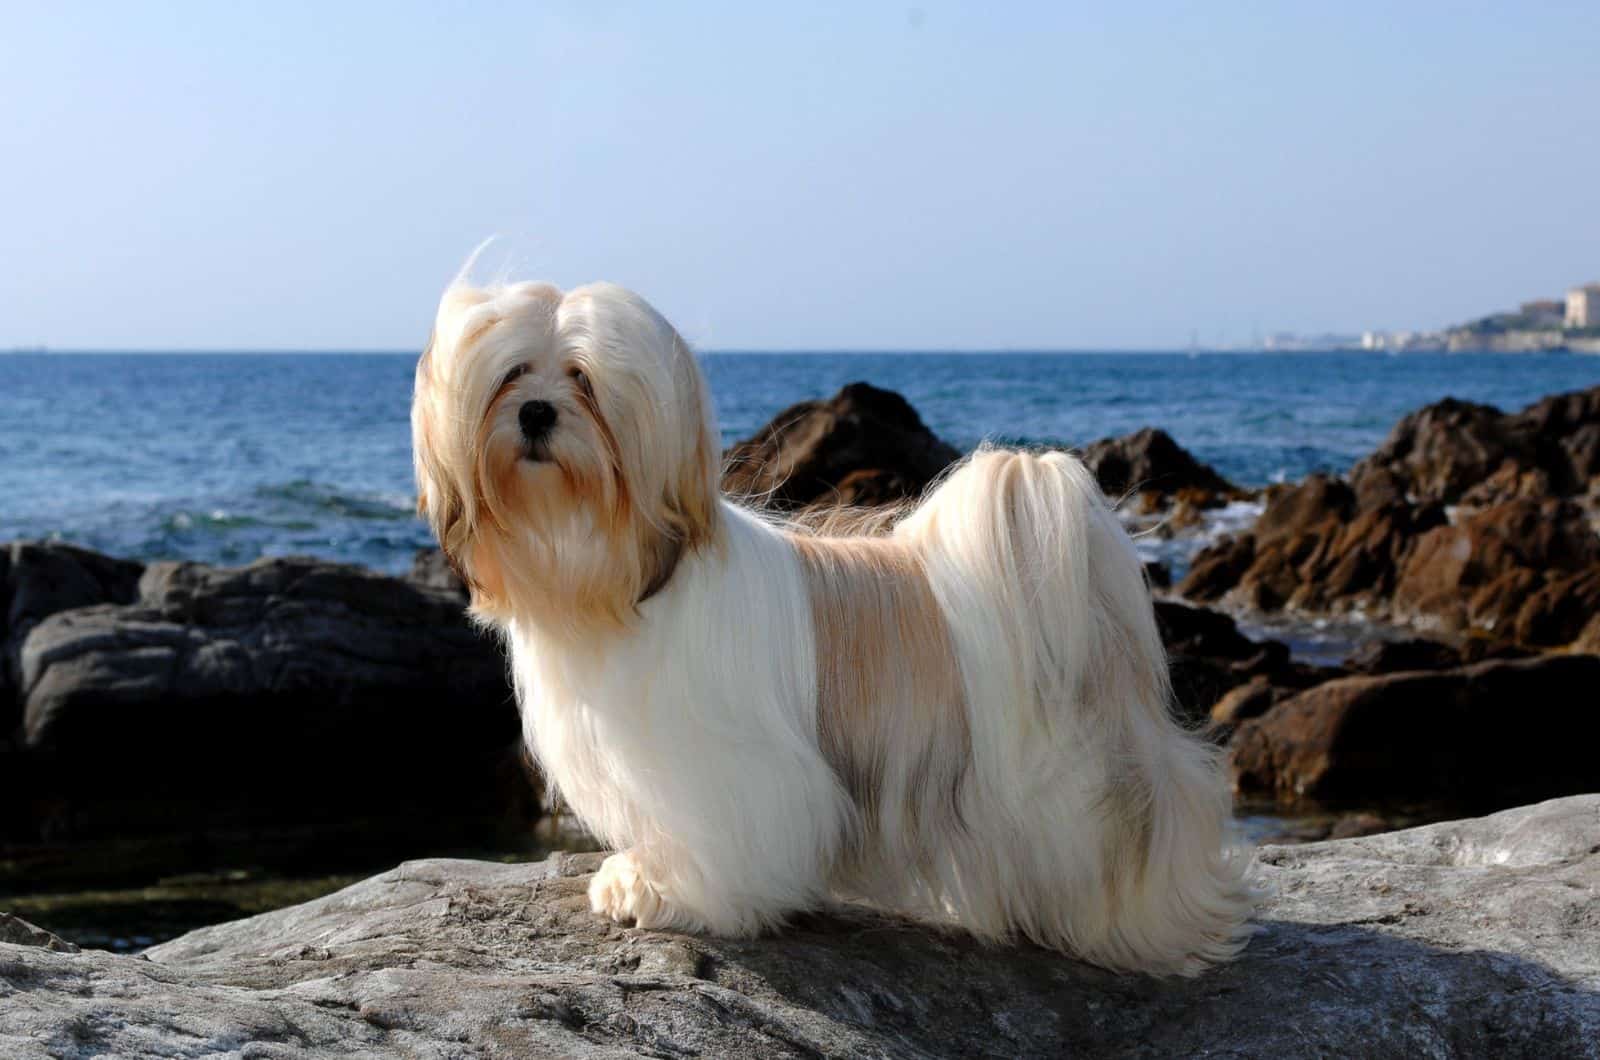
5, 350, 1599, 579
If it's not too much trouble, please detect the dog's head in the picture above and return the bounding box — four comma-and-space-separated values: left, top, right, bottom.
412, 280, 719, 632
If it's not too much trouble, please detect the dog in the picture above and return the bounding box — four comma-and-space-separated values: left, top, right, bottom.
411, 277, 1254, 975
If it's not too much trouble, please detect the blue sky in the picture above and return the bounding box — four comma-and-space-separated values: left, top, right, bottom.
2, 2, 1597, 350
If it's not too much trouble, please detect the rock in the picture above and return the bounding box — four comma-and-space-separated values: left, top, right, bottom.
4, 797, 1598, 1056
1208, 674, 1284, 727
1077, 427, 1240, 506
1180, 386, 1600, 650
1347, 386, 1600, 507
1575, 612, 1600, 655
1343, 637, 1464, 674
1391, 498, 1600, 642
0, 912, 78, 953
404, 546, 468, 601
1179, 474, 1446, 615
1350, 396, 1525, 505
719, 387, 1239, 521
1153, 601, 1338, 725
721, 382, 960, 510
1326, 811, 1394, 840
1515, 385, 1600, 495
13, 555, 527, 841
1230, 655, 1600, 810
0, 542, 144, 732
1155, 600, 1263, 662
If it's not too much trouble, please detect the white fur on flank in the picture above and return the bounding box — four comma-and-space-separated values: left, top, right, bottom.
412, 277, 1255, 976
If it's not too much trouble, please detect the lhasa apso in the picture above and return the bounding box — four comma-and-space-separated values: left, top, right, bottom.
412, 278, 1253, 975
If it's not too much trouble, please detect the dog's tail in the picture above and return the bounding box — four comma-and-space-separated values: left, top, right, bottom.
894, 446, 1255, 975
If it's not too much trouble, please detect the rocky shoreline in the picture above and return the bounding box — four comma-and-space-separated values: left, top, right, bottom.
3, 796, 1597, 1056
3, 380, 1599, 933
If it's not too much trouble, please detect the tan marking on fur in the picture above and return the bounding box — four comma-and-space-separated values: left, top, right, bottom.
790, 534, 972, 869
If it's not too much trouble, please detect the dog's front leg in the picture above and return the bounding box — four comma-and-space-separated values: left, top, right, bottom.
588, 846, 704, 933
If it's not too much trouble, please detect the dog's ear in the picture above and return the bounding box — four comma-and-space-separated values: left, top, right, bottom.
635, 364, 720, 606
412, 347, 477, 595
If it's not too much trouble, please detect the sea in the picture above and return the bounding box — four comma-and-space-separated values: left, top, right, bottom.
5, 350, 1597, 578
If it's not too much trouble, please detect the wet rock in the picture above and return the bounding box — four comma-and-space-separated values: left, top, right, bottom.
5, 797, 1598, 1056
1347, 385, 1600, 508
1208, 674, 1285, 728
0, 542, 144, 731
1153, 602, 1337, 725
1179, 386, 1600, 651
404, 546, 468, 601
1349, 396, 1525, 505
721, 382, 960, 510
1078, 427, 1240, 506
1391, 498, 1600, 643
14, 555, 526, 840
1230, 655, 1600, 810
1179, 474, 1445, 616
1343, 637, 1463, 674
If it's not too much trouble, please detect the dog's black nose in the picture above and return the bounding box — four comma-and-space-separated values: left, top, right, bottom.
518, 400, 558, 442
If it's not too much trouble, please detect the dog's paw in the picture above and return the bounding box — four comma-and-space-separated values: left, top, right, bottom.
589, 850, 682, 930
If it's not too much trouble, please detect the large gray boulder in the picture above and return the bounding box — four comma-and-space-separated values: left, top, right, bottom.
2, 796, 1596, 1057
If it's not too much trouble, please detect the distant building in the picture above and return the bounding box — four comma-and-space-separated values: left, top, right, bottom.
1567, 284, 1600, 329
1520, 299, 1566, 328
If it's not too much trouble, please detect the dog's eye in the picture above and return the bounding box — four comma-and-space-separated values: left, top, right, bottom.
568, 366, 591, 393
499, 365, 528, 390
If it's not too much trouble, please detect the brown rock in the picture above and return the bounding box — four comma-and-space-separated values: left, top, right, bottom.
1230, 655, 1600, 808
1573, 612, 1600, 655
1209, 675, 1282, 727
1350, 385, 1600, 507
1179, 475, 1442, 617
1392, 498, 1600, 638
1078, 428, 1239, 505
1343, 638, 1463, 674
1350, 396, 1525, 506
721, 382, 960, 510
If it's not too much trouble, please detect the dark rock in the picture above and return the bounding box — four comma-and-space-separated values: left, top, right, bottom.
14, 555, 526, 840
1078, 427, 1239, 505
1153, 602, 1338, 725
1143, 560, 1172, 589
405, 546, 468, 601
1155, 600, 1261, 662
0, 542, 144, 732
1344, 637, 1464, 674
5, 797, 1599, 1056
721, 382, 960, 510
1230, 655, 1600, 810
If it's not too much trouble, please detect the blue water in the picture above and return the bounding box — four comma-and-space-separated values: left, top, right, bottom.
2, 351, 1597, 573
